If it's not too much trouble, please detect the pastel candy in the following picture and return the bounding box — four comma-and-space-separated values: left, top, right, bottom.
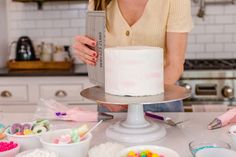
58, 134, 72, 144
70, 129, 80, 143
0, 124, 4, 129
11, 123, 23, 134
23, 129, 33, 135
77, 124, 89, 137
22, 123, 32, 130
33, 125, 47, 134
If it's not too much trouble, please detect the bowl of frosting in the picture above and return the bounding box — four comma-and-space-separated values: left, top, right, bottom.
189, 138, 231, 156
5, 120, 50, 151
40, 124, 92, 157
16, 149, 58, 157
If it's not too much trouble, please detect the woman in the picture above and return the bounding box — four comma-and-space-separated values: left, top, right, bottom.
74, 0, 193, 112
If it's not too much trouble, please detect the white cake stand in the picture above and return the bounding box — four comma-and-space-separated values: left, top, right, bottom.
80, 85, 191, 143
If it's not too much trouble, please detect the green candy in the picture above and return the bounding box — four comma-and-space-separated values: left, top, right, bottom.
140, 152, 147, 157
70, 129, 80, 143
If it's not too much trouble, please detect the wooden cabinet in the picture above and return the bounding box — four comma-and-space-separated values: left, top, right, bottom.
0, 76, 93, 105
0, 84, 28, 102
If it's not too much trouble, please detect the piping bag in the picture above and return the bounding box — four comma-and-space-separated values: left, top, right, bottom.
208, 108, 236, 130
35, 99, 113, 122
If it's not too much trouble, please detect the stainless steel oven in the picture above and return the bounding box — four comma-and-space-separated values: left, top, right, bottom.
179, 59, 236, 110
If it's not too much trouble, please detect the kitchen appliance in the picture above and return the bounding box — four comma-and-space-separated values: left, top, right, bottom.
15, 36, 36, 61
179, 59, 236, 107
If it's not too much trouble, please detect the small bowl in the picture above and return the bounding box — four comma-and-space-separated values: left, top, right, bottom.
0, 141, 20, 157
15, 149, 58, 157
5, 128, 42, 151
195, 148, 236, 157
40, 129, 92, 157
189, 138, 231, 156
117, 145, 180, 157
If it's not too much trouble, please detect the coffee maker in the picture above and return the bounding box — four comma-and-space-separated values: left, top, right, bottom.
15, 36, 36, 61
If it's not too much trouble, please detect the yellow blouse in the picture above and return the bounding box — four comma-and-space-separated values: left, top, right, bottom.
88, 0, 193, 50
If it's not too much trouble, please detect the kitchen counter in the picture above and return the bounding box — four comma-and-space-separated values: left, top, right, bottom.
0, 64, 88, 77
0, 112, 234, 157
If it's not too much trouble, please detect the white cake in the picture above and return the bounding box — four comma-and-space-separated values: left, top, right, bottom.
105, 46, 164, 96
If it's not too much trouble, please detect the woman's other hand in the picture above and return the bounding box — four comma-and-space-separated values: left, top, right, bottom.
73, 36, 98, 66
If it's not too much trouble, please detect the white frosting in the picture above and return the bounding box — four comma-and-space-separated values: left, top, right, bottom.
19, 149, 57, 157
105, 46, 164, 96
88, 142, 125, 157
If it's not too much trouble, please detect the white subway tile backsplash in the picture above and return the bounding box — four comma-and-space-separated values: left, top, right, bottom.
185, 52, 196, 59
224, 43, 236, 52
52, 2, 69, 10
27, 29, 44, 38
61, 10, 79, 18
224, 25, 236, 33
43, 11, 61, 19
53, 19, 70, 28
188, 35, 196, 44
69, 2, 87, 9
205, 5, 224, 15
213, 52, 233, 58
6, 1, 236, 60
26, 11, 43, 20
234, 35, 236, 42
62, 28, 79, 37
187, 44, 205, 53
215, 15, 234, 24
214, 34, 233, 43
205, 25, 224, 33
225, 5, 236, 14
196, 34, 214, 43
70, 19, 86, 27
18, 20, 36, 29
44, 29, 61, 37
191, 25, 205, 34
36, 20, 53, 28
206, 44, 223, 52
9, 11, 26, 20
196, 52, 214, 59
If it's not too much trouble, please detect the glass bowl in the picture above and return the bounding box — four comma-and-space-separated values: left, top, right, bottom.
189, 138, 231, 156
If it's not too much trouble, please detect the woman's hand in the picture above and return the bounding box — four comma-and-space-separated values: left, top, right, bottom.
73, 36, 98, 66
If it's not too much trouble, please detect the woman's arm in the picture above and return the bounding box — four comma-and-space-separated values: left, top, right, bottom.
164, 32, 188, 85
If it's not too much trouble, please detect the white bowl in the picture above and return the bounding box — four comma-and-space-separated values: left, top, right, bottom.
195, 148, 236, 157
5, 128, 42, 151
15, 149, 58, 157
0, 141, 20, 157
40, 129, 92, 157
117, 145, 180, 157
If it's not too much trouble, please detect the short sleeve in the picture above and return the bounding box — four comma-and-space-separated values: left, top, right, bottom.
167, 0, 193, 32
88, 0, 95, 11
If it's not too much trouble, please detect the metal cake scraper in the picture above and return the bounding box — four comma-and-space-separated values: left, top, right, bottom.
86, 11, 106, 87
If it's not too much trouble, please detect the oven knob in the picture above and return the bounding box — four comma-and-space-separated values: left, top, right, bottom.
222, 86, 234, 98
182, 83, 192, 91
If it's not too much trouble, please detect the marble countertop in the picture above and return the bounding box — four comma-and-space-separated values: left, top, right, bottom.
0, 64, 88, 77
0, 112, 234, 157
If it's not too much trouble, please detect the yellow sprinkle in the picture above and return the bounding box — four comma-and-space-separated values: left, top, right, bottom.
128, 151, 136, 156
23, 129, 33, 135
151, 153, 160, 157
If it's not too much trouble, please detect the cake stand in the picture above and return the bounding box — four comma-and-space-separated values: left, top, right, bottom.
80, 85, 191, 143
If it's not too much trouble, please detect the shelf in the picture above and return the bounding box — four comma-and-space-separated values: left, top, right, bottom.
13, 0, 87, 10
